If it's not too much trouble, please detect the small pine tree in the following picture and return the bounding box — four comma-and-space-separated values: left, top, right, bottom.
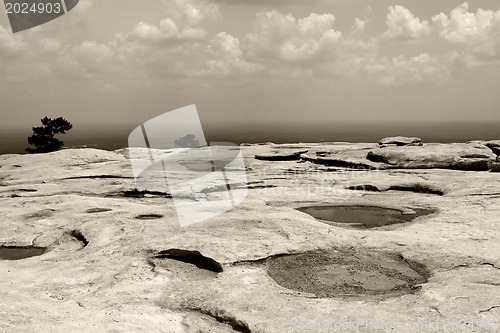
26, 117, 73, 154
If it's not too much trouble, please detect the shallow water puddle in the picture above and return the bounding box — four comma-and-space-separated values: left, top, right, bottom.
0, 246, 47, 260
297, 205, 433, 229
268, 249, 428, 298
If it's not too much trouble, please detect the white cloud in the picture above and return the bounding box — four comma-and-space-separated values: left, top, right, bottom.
245, 10, 341, 62
432, 3, 500, 57
350, 6, 373, 36
127, 0, 218, 44
127, 18, 208, 43
209, 0, 325, 7
383, 5, 431, 40
351, 17, 368, 34
204, 32, 262, 75
130, 22, 166, 41
3, 1, 498, 92
433, 3, 500, 42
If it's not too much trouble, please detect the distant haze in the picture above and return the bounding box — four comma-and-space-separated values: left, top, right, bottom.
2, 121, 500, 154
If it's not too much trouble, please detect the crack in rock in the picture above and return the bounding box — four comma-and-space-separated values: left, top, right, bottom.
135, 214, 164, 220
63, 175, 133, 180
475, 281, 500, 287
230, 254, 296, 266
478, 305, 500, 314
387, 185, 444, 196
107, 189, 172, 198
469, 192, 500, 197
255, 150, 307, 161
346, 184, 444, 195
346, 185, 382, 192
186, 307, 251, 333
31, 233, 45, 246
430, 306, 445, 317
246, 183, 277, 189
85, 208, 113, 213
302, 153, 378, 170
483, 262, 500, 269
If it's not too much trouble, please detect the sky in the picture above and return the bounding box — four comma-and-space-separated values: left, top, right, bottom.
1, 0, 500, 132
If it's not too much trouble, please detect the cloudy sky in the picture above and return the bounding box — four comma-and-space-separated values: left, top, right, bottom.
1, 0, 500, 132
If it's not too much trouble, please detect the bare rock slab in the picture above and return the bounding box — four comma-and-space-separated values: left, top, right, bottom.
485, 140, 500, 149
301, 149, 385, 170
367, 143, 495, 170
378, 136, 423, 148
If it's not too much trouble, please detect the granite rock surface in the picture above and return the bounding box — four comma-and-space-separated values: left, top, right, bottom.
1, 144, 500, 332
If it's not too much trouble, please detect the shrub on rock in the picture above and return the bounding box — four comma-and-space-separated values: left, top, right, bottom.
26, 117, 73, 154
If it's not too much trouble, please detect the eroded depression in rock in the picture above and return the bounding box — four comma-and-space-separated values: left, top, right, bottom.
155, 249, 223, 273
136, 214, 164, 220
297, 205, 433, 229
268, 249, 428, 298
0, 246, 47, 260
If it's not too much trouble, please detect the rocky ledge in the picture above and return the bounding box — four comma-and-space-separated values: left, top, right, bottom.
1, 139, 500, 332
290, 137, 500, 172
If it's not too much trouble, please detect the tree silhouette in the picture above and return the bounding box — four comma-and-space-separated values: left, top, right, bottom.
26, 117, 73, 154
174, 134, 200, 148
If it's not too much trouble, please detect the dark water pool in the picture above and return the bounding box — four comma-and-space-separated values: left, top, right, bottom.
0, 246, 47, 260
297, 205, 433, 229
